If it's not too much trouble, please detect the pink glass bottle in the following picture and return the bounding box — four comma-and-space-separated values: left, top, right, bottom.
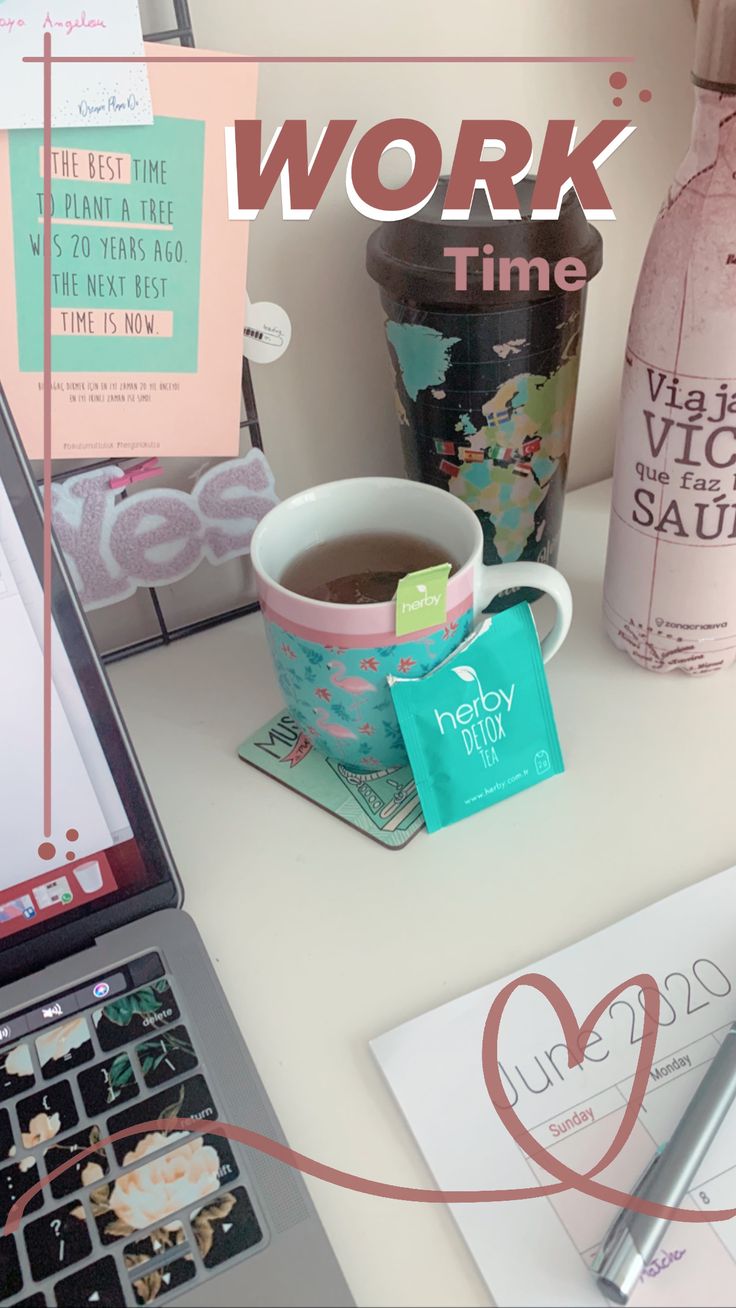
603, 0, 736, 674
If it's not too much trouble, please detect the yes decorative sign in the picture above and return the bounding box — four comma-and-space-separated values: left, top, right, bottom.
51, 450, 278, 610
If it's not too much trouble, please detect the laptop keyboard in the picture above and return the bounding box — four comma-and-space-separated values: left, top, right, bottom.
0, 955, 268, 1305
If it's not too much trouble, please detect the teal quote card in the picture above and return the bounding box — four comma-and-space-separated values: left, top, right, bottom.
9, 116, 204, 373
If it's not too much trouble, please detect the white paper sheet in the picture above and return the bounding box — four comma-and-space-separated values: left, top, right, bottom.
0, 1, 152, 129
0, 536, 114, 884
372, 867, 736, 1307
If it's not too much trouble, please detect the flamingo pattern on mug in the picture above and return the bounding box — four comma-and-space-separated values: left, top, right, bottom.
264, 615, 473, 767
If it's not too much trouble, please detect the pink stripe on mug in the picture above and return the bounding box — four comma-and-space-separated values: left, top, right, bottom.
258, 582, 474, 647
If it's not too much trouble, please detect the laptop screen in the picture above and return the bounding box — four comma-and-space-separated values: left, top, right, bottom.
0, 390, 177, 962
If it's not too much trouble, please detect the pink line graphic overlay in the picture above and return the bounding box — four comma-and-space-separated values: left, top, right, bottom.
34, 30, 635, 889
26, 55, 634, 65
5, 974, 736, 1236
42, 32, 52, 839
33, 39, 702, 1269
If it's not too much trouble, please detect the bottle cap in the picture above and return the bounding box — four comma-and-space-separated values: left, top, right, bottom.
693, 0, 736, 93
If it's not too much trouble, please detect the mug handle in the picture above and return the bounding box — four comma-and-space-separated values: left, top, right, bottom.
475, 561, 573, 663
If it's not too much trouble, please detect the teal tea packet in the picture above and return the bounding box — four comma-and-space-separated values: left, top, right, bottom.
388, 605, 563, 833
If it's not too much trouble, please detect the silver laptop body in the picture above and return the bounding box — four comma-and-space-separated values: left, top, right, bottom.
0, 385, 353, 1308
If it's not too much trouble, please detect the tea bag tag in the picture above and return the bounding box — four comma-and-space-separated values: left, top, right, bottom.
395, 563, 451, 637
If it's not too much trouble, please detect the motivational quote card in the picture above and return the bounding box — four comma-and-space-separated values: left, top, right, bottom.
0, 45, 258, 458
0, 0, 153, 130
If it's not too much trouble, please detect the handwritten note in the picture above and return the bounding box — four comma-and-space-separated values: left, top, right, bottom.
0, 1, 153, 130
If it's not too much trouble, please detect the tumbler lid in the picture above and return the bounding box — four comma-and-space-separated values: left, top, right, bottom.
366, 175, 603, 307
692, 0, 736, 93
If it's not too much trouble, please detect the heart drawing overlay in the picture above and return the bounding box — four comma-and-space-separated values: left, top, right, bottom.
5, 971, 736, 1237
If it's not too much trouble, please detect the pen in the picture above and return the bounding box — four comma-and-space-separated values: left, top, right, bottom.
592, 1022, 736, 1305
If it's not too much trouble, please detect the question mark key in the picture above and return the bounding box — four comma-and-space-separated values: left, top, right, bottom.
24, 1199, 93, 1278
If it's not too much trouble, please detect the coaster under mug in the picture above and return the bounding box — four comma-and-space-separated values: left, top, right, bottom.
239, 711, 424, 849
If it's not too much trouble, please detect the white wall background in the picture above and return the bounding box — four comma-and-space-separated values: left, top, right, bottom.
87, 0, 696, 651
153, 0, 696, 495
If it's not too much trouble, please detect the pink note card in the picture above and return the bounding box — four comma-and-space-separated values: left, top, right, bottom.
0, 45, 258, 458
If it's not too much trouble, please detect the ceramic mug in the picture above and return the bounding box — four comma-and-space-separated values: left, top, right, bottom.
251, 478, 572, 770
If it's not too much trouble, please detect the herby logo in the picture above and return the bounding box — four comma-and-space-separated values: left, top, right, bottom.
434, 665, 515, 734
401, 581, 441, 615
395, 563, 451, 636
434, 665, 515, 766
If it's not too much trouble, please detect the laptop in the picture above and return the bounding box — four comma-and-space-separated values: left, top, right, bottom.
0, 386, 353, 1308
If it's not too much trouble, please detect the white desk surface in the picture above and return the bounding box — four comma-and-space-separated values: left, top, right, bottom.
109, 478, 734, 1308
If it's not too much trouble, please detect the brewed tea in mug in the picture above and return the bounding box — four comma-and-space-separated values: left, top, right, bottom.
279, 531, 459, 605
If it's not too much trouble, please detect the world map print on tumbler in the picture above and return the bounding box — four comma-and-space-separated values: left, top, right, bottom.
9, 117, 204, 373
384, 293, 585, 603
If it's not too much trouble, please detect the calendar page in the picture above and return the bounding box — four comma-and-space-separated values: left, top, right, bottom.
372, 866, 736, 1307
